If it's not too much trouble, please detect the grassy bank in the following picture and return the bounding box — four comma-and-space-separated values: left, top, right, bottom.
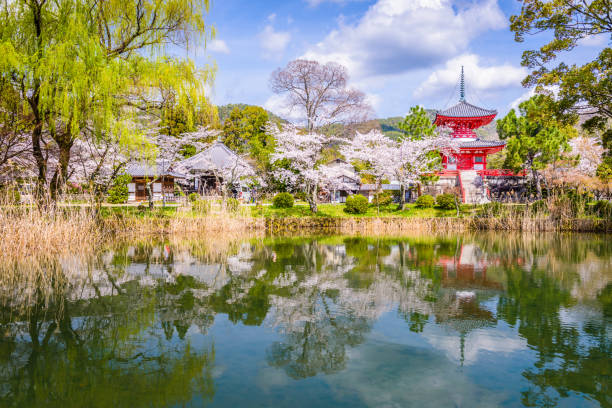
1, 200, 610, 273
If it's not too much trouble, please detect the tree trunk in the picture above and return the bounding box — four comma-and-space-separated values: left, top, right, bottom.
146, 182, 154, 210
50, 140, 72, 200
399, 184, 406, 210
308, 184, 318, 213
454, 194, 460, 217
532, 168, 542, 200
31, 118, 47, 202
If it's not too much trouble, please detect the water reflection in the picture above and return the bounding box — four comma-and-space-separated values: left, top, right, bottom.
0, 234, 610, 407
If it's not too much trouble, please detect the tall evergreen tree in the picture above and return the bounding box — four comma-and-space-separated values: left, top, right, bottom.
398, 106, 436, 140
497, 95, 575, 199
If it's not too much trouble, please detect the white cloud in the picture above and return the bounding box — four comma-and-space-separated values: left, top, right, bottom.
424, 328, 527, 366
415, 54, 527, 101
509, 87, 535, 111
302, 0, 507, 78
578, 34, 608, 47
208, 39, 230, 54
259, 25, 291, 59
263, 94, 305, 122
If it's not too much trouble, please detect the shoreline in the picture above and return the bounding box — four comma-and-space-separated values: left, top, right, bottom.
104, 214, 612, 234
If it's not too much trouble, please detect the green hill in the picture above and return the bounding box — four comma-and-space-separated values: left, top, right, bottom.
217, 104, 288, 125
218, 104, 500, 140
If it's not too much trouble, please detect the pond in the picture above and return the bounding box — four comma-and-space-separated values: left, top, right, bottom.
0, 233, 610, 407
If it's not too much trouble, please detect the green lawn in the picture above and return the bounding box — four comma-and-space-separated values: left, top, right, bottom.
251, 203, 476, 218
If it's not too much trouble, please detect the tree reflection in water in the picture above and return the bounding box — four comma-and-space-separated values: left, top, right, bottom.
0, 233, 609, 407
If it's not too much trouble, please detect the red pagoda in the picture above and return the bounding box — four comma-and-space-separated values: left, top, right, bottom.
431, 67, 514, 203
434, 67, 505, 171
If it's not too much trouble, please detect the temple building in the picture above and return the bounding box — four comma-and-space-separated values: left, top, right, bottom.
432, 68, 510, 203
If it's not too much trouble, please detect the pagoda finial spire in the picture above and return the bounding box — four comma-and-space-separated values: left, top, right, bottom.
459, 66, 465, 102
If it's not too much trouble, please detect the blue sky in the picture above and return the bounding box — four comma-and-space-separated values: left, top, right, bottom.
190, 0, 608, 120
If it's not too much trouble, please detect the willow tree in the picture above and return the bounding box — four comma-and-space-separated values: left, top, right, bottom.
0, 0, 216, 198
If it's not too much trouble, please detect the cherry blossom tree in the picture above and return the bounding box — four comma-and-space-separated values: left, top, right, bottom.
543, 135, 608, 196
342, 130, 459, 211
340, 131, 395, 213
270, 60, 372, 132
270, 126, 341, 213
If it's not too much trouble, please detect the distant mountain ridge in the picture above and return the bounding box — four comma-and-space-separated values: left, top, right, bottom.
220, 103, 499, 140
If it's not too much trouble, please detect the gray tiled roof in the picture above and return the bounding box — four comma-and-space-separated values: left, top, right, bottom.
125, 162, 186, 178
437, 101, 497, 118
459, 139, 506, 148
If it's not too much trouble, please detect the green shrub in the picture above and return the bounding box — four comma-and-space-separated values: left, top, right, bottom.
225, 197, 240, 213
344, 194, 369, 214
436, 193, 457, 210
1, 186, 21, 204
594, 200, 612, 218
294, 191, 307, 202
530, 199, 548, 214
188, 192, 199, 202
415, 194, 435, 208
193, 199, 211, 214
273, 192, 294, 208
371, 191, 393, 207
107, 174, 131, 204
480, 201, 504, 216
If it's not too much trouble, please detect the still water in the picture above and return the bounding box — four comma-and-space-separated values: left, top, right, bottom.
1, 234, 610, 407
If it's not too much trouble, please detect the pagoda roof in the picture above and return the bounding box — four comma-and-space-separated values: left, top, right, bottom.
436, 100, 497, 118
459, 139, 506, 148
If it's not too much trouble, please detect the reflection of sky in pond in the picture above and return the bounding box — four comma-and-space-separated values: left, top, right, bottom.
0, 234, 609, 407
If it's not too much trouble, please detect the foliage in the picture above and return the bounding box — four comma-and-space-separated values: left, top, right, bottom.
486, 150, 507, 170
0, 0, 215, 198
371, 191, 393, 207
192, 199, 211, 214
596, 157, 612, 182
217, 104, 286, 125
342, 130, 457, 210
107, 175, 132, 204
435, 193, 457, 210
162, 105, 195, 137
188, 193, 199, 202
344, 195, 369, 214
479, 201, 505, 216
398, 106, 436, 140
272, 192, 294, 209
415, 195, 435, 208
530, 199, 549, 214
179, 144, 197, 158
0, 185, 21, 205
225, 197, 240, 213
498, 95, 574, 197
593, 200, 612, 218
222, 106, 275, 169
270, 126, 346, 213
510, 0, 610, 164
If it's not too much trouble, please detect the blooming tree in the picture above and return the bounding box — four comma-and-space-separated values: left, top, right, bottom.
270, 126, 339, 213
340, 131, 395, 212
543, 135, 608, 195
342, 130, 459, 211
